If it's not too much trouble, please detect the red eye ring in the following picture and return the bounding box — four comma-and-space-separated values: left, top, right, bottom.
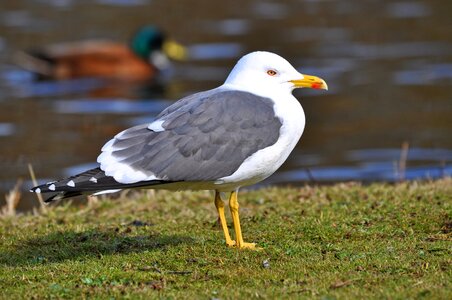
267, 69, 277, 76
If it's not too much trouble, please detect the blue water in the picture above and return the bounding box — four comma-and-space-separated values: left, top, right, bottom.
0, 0, 451, 210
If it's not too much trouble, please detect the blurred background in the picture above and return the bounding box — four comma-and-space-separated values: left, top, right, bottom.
0, 0, 451, 210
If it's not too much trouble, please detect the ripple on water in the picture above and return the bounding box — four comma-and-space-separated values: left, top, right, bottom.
288, 27, 351, 42
270, 163, 451, 183
12, 78, 108, 98
316, 42, 452, 59
188, 43, 243, 60
394, 63, 452, 85
0, 123, 15, 137
95, 0, 150, 6
347, 148, 452, 162
53, 99, 171, 114
201, 19, 251, 36
252, 2, 289, 19
386, 1, 431, 18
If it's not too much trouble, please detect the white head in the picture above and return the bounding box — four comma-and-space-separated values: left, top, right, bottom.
224, 51, 327, 96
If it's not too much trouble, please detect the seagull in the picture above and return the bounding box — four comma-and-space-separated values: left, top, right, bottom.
31, 51, 327, 249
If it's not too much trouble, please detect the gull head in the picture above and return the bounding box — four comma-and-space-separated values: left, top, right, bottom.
224, 51, 327, 96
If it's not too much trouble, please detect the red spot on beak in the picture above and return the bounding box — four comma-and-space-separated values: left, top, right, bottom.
311, 83, 321, 89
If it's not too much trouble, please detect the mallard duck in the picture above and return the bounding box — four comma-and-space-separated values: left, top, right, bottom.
14, 25, 187, 81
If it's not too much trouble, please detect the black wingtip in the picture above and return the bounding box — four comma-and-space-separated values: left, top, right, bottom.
29, 166, 177, 203
30, 186, 56, 203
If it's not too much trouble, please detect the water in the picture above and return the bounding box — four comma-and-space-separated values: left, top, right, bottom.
0, 0, 451, 210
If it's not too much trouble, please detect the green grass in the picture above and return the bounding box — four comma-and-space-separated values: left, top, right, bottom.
0, 179, 451, 299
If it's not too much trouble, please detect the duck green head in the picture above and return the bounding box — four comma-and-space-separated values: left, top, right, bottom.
131, 25, 187, 62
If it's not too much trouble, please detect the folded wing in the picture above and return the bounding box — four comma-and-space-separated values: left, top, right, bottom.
98, 89, 283, 184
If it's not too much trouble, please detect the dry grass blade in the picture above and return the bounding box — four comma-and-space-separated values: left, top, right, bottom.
1, 179, 23, 216
330, 279, 356, 289
398, 141, 409, 181
87, 195, 99, 208
27, 163, 47, 212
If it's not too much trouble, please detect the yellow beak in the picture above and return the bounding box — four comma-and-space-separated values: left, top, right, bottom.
290, 74, 328, 90
163, 39, 188, 61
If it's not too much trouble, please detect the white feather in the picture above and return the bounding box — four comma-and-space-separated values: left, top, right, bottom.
148, 119, 165, 132
93, 189, 121, 196
101, 139, 115, 151
98, 146, 160, 184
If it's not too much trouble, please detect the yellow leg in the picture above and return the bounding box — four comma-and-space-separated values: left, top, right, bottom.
228, 190, 257, 250
214, 191, 235, 247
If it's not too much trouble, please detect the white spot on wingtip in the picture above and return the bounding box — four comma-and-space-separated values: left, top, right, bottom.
89, 177, 97, 183
35, 188, 41, 193
49, 184, 56, 191
67, 180, 75, 187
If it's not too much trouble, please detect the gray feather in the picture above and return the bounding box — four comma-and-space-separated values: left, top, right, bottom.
107, 89, 282, 181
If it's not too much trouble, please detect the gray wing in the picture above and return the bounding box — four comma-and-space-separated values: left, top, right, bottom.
98, 89, 282, 182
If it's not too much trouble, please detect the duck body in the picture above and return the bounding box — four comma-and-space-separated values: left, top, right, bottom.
22, 40, 157, 81
15, 26, 186, 81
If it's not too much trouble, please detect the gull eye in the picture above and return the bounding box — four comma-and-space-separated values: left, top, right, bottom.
266, 69, 277, 76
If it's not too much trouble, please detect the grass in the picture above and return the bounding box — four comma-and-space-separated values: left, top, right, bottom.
0, 179, 451, 299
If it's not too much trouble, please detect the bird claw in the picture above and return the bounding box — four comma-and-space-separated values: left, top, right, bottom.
226, 240, 236, 247
228, 241, 262, 250
239, 242, 262, 250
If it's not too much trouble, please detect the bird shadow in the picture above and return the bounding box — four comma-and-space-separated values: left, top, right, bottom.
0, 227, 193, 267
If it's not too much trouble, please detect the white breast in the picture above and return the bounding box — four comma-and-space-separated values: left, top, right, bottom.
216, 92, 305, 188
